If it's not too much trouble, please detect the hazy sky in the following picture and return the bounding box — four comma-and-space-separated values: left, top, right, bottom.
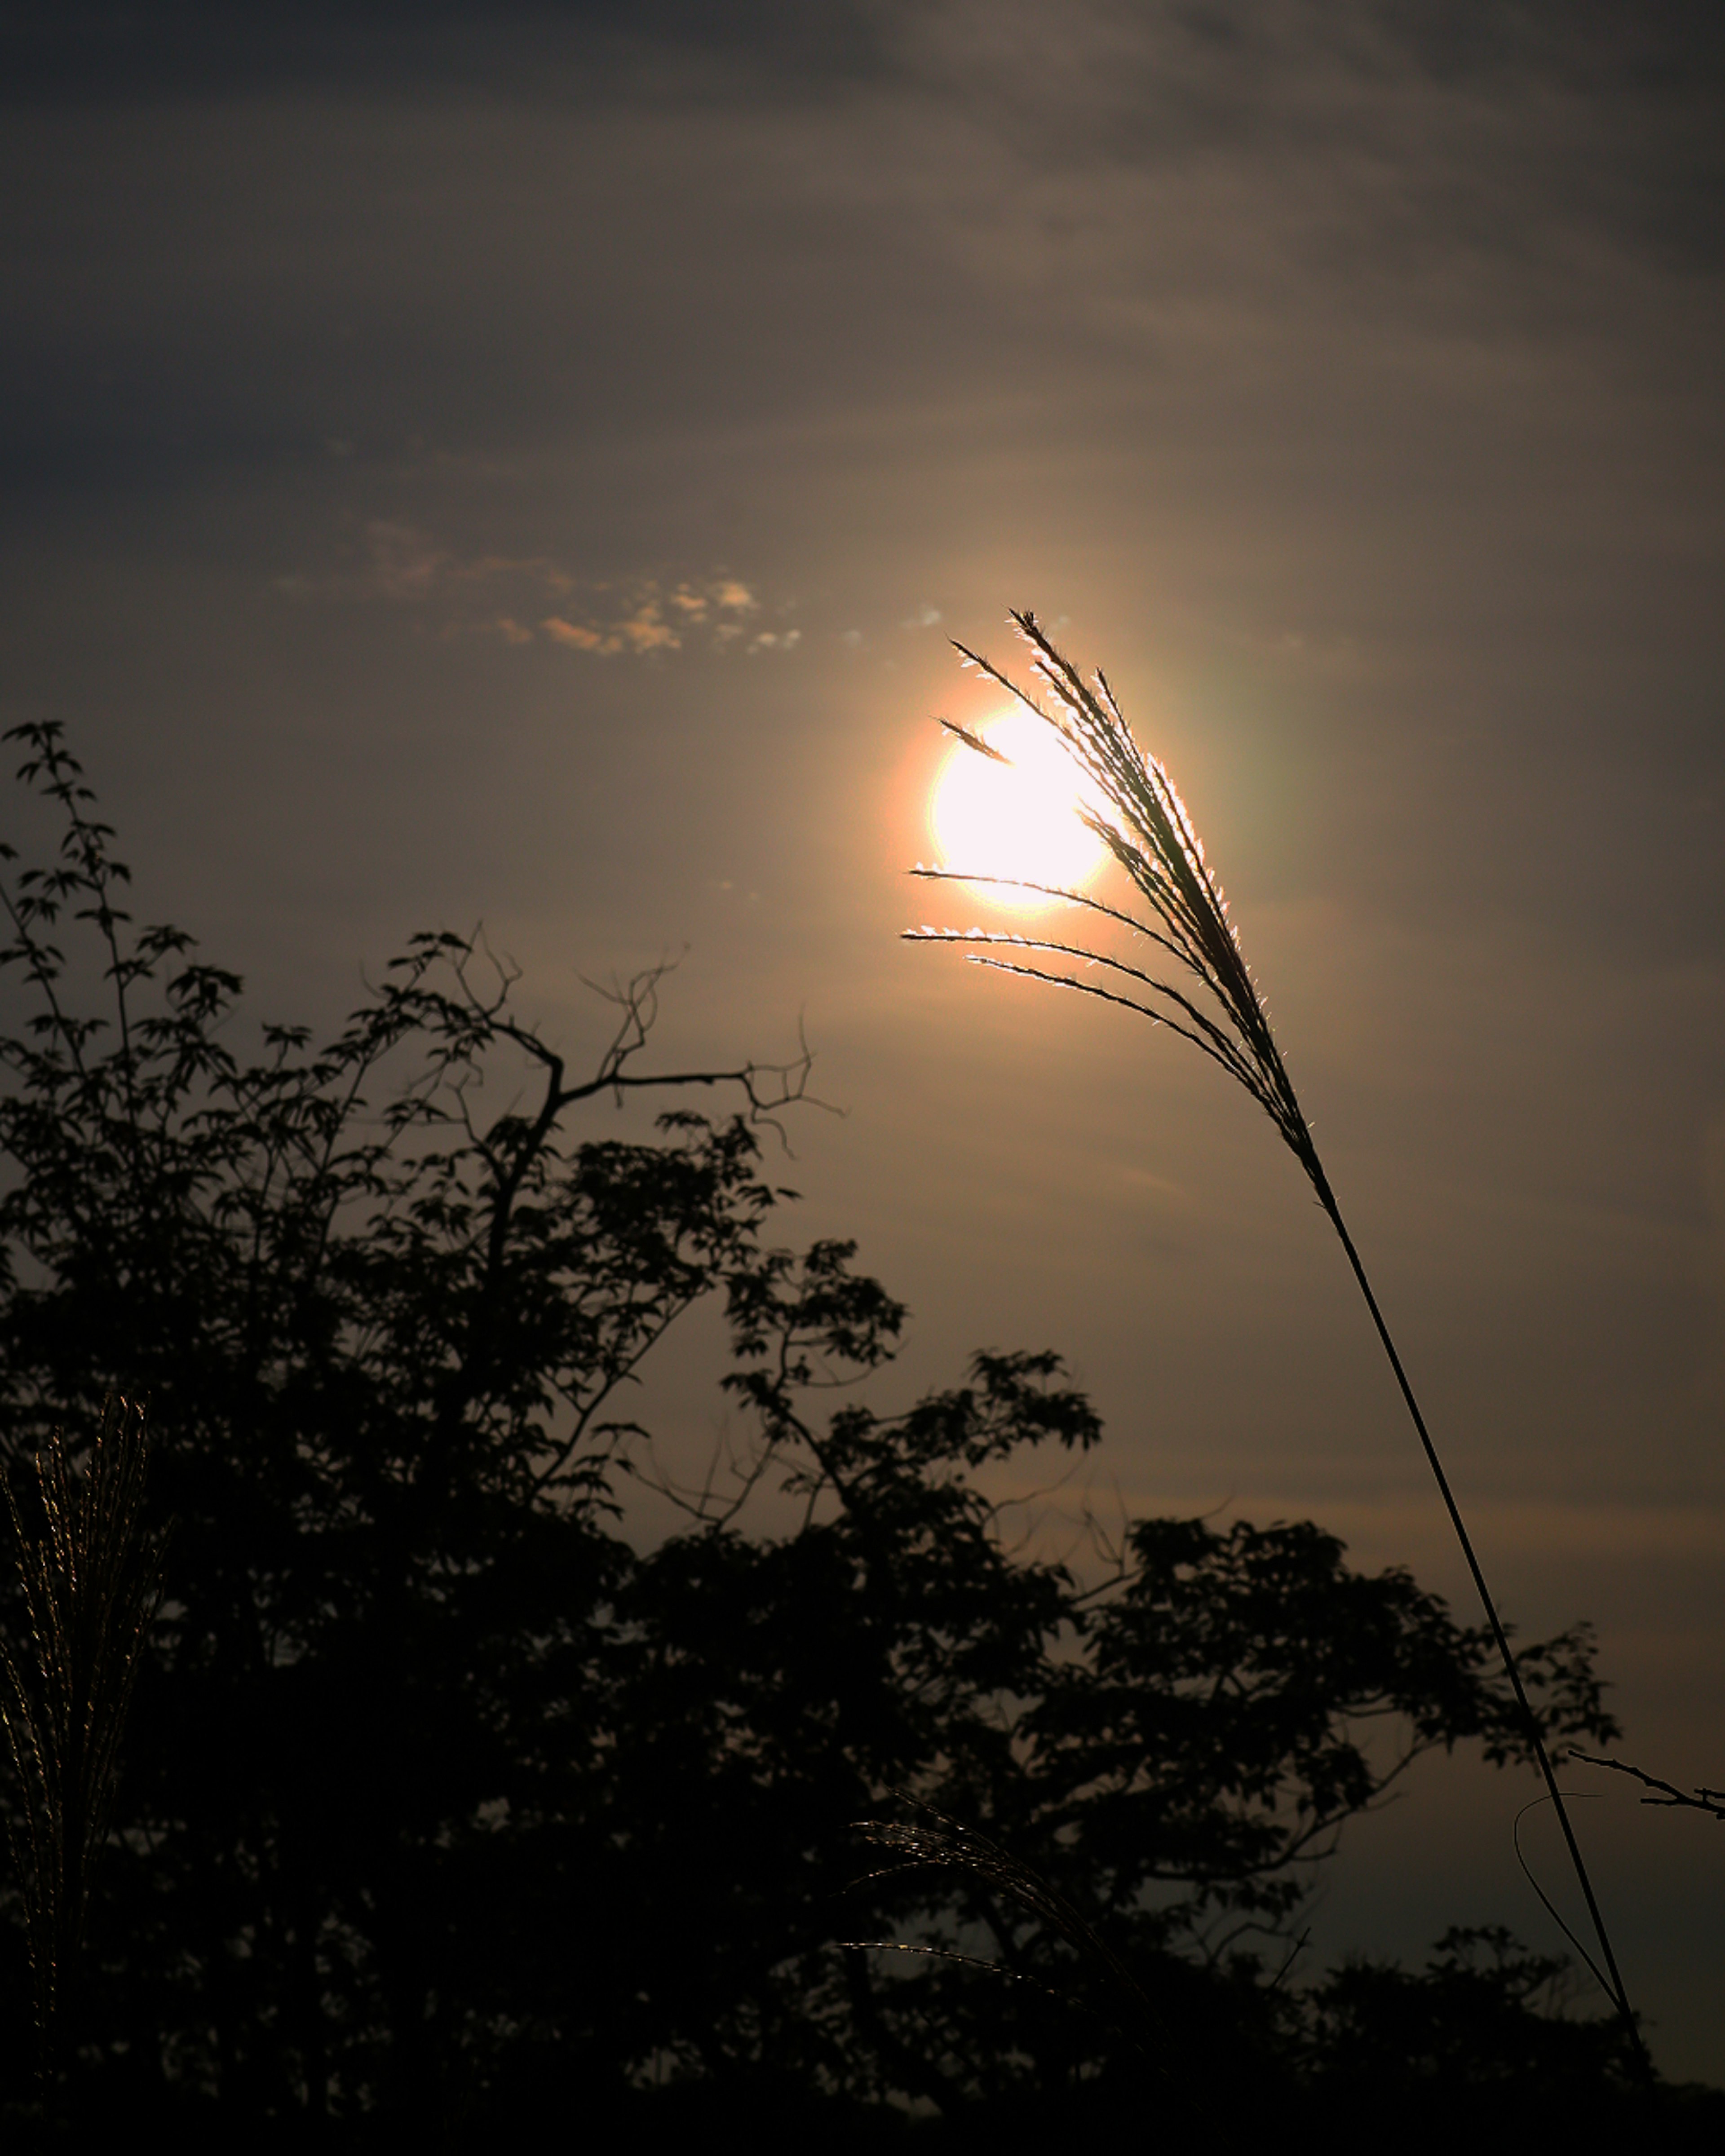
4, 0, 1724, 2077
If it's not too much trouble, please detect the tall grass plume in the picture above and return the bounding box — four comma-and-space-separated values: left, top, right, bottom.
907, 608, 1644, 2062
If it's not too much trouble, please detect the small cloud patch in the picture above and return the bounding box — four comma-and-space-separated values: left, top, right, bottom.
542, 617, 613, 653
305, 524, 794, 658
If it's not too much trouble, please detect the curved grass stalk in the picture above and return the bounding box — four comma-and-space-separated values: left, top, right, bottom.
906, 608, 1644, 2061
849, 1798, 1176, 2065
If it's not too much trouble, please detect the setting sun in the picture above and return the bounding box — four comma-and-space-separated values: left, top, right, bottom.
927, 707, 1109, 911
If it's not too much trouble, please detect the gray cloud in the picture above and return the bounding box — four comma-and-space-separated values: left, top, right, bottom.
0, 0, 900, 105
4, 0, 1721, 501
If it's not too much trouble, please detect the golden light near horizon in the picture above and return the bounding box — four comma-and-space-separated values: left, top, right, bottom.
927, 707, 1110, 912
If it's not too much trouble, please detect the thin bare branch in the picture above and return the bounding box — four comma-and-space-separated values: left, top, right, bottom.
1570, 1750, 1725, 1820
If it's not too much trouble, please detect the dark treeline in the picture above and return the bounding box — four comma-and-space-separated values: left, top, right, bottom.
0, 725, 1715, 2150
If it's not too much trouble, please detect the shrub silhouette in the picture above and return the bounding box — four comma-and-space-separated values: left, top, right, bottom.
0, 723, 1668, 2145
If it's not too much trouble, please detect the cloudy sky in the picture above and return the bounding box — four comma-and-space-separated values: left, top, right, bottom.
4, 0, 1724, 2077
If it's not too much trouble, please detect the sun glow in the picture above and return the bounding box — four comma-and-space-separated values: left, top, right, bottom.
927, 707, 1110, 912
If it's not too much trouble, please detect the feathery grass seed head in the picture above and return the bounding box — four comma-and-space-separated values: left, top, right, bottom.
908, 610, 1321, 1189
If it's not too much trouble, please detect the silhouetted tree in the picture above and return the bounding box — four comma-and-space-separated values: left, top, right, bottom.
1297, 1927, 1648, 2152
0, 723, 820, 2133
599, 1368, 1614, 2132
0, 725, 1677, 2149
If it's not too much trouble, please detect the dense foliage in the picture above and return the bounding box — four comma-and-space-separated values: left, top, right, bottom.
0, 725, 1696, 2148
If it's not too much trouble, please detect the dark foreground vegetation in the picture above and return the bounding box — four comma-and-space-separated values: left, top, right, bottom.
0, 725, 1716, 2149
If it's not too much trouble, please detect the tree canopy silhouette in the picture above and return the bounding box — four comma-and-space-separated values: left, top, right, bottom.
0, 723, 1683, 2149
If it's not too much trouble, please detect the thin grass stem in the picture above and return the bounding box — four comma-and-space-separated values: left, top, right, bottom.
1316, 1180, 1641, 2044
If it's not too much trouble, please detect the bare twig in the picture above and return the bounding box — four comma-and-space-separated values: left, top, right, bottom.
1570, 1750, 1725, 1821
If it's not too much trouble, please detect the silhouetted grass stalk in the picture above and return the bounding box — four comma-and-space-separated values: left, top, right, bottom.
848, 1799, 1173, 2062
907, 609, 1644, 2062
0, 1396, 165, 2078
